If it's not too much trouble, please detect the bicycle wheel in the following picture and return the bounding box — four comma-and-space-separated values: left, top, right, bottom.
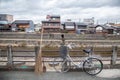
53, 57, 70, 73
83, 58, 103, 75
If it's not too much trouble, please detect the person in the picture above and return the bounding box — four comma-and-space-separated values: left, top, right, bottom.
59, 34, 67, 59
60, 34, 68, 70
61, 34, 65, 45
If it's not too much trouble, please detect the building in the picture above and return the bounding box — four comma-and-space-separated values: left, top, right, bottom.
0, 21, 11, 31
87, 25, 96, 34
34, 23, 41, 32
62, 22, 76, 33
0, 14, 13, 23
113, 26, 120, 35
95, 25, 115, 34
0, 14, 13, 31
75, 22, 88, 34
11, 20, 34, 32
83, 17, 94, 25
95, 25, 104, 33
105, 23, 120, 34
42, 15, 61, 33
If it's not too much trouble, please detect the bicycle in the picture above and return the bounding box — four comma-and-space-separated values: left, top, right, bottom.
53, 44, 103, 75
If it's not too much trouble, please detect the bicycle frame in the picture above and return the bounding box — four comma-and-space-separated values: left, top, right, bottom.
53, 44, 103, 75
65, 52, 89, 69
65, 46, 100, 69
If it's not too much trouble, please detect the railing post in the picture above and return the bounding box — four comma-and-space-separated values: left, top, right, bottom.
7, 45, 13, 69
111, 46, 117, 65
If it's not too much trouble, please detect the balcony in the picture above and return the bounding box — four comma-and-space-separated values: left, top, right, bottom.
43, 26, 61, 29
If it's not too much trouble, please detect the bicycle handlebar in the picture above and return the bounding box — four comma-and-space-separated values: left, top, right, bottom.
66, 43, 75, 49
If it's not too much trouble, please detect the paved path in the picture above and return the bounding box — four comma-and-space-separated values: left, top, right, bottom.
0, 69, 120, 80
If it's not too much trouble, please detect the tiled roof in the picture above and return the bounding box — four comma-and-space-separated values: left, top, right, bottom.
102, 25, 114, 29
64, 22, 75, 26
0, 14, 13, 16
75, 22, 87, 25
49, 15, 60, 18
43, 26, 61, 28
13, 20, 33, 24
42, 20, 60, 23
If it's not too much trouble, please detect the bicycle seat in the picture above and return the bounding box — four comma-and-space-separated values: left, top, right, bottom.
83, 49, 91, 54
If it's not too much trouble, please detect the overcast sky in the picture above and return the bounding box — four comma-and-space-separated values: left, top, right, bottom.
0, 0, 120, 24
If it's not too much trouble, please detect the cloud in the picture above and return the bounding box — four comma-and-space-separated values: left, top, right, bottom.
56, 0, 120, 9
0, 0, 120, 24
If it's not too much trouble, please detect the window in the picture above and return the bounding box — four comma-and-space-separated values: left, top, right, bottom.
48, 23, 51, 26
52, 18, 56, 20
78, 25, 87, 29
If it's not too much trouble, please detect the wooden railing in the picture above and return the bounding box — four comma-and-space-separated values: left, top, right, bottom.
0, 45, 120, 70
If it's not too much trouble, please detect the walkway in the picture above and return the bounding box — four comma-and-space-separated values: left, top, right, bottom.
0, 69, 120, 80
